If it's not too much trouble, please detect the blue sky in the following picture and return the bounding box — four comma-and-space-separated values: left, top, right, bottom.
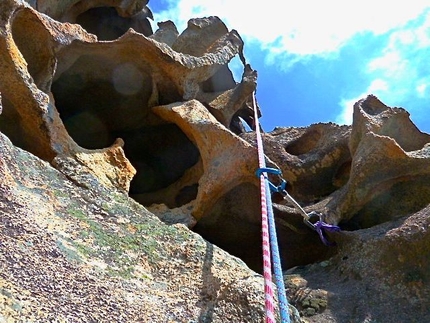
148, 1, 430, 134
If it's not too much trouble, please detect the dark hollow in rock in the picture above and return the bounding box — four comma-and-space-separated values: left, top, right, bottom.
284, 127, 323, 156
340, 175, 430, 230
332, 159, 352, 188
125, 124, 200, 194
51, 53, 200, 198
75, 6, 153, 41
200, 65, 237, 93
193, 182, 264, 272
292, 163, 349, 204
193, 182, 335, 273
175, 184, 199, 206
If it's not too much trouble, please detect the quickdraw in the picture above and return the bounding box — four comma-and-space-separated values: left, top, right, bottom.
257, 166, 341, 246
253, 91, 341, 323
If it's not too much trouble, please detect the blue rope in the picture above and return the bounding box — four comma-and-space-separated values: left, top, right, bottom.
261, 172, 291, 323
253, 91, 290, 322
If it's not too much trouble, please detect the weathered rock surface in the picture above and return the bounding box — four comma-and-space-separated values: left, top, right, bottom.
0, 131, 269, 322
1, 0, 429, 322
326, 95, 430, 227
284, 205, 430, 322
0, 0, 253, 196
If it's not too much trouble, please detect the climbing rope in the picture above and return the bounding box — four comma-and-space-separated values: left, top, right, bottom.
252, 91, 342, 322
253, 93, 290, 323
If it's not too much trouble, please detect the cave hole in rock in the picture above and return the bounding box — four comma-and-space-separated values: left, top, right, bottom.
192, 182, 334, 274
51, 54, 200, 204
332, 159, 352, 188
291, 157, 352, 205
200, 65, 236, 93
285, 127, 323, 156
340, 175, 430, 231
193, 183, 264, 273
227, 56, 243, 83
75, 6, 152, 41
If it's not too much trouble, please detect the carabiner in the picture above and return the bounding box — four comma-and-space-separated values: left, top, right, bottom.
303, 211, 322, 230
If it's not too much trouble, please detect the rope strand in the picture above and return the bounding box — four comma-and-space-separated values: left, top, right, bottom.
253, 95, 276, 322
265, 180, 290, 322
253, 92, 290, 323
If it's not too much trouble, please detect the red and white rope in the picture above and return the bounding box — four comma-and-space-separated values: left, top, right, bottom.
253, 93, 277, 323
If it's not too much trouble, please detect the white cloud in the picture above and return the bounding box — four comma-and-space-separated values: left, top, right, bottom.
367, 51, 406, 77
151, 0, 430, 57
416, 82, 428, 97
336, 79, 389, 125
152, 0, 430, 131
366, 14, 430, 81
336, 97, 356, 126
336, 8, 430, 126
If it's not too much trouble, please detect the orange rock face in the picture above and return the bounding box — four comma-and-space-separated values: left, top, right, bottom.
0, 0, 256, 195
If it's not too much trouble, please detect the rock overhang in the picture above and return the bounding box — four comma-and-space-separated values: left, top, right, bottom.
1, 0, 430, 279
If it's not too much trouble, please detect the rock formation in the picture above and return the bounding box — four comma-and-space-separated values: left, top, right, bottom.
0, 0, 429, 322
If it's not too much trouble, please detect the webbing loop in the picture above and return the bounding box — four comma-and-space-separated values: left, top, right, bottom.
304, 211, 342, 246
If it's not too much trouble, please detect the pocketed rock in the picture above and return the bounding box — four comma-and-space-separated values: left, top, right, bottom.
1, 1, 430, 322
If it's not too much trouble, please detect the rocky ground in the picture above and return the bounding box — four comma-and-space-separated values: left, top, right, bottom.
0, 133, 267, 322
